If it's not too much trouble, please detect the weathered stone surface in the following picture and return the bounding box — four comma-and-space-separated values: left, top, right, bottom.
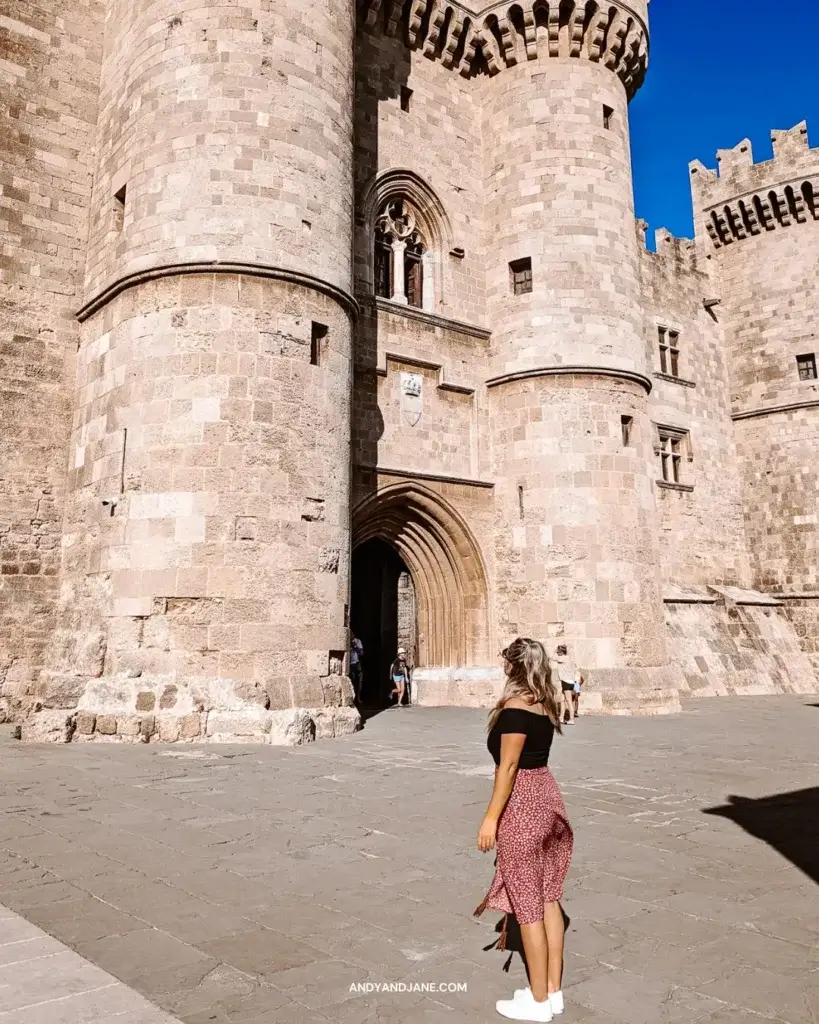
268, 709, 315, 746
309, 706, 361, 740
135, 692, 156, 712
178, 714, 202, 740
21, 711, 75, 743
75, 712, 96, 735
96, 716, 117, 736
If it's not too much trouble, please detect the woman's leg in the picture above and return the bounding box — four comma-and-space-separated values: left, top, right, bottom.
518, 921, 550, 1003
396, 680, 405, 706
564, 691, 575, 723
543, 901, 565, 994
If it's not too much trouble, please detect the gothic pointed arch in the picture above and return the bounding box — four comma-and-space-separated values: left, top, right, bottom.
353, 482, 490, 669
360, 169, 454, 310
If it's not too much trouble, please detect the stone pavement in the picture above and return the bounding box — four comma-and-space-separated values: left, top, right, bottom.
0, 905, 177, 1023
0, 696, 818, 1024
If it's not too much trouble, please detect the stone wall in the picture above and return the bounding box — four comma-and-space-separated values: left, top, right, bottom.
0, 1, 103, 722
640, 231, 751, 590
665, 591, 817, 698
354, 18, 485, 324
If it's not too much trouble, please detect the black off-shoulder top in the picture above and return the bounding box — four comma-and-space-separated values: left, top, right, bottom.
487, 708, 555, 770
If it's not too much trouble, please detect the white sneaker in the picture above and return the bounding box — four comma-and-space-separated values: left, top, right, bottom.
497, 988, 553, 1022
512, 988, 563, 1015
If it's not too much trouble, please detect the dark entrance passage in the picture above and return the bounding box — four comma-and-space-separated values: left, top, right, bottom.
351, 538, 417, 708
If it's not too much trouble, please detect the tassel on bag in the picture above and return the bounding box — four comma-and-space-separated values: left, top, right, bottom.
497, 913, 509, 952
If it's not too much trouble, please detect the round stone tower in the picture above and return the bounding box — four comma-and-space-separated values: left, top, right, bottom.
36, 0, 359, 742
484, 0, 682, 703
690, 122, 819, 664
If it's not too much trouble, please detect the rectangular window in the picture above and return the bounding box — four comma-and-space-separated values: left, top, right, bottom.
621, 415, 633, 447
658, 326, 680, 377
400, 87, 412, 112
310, 322, 327, 366
603, 105, 614, 130
509, 257, 533, 296
657, 427, 688, 484
796, 353, 817, 380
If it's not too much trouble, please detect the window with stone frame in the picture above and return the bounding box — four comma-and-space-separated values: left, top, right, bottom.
509, 257, 533, 295
796, 352, 817, 381
655, 426, 689, 485
373, 199, 430, 310
658, 326, 680, 377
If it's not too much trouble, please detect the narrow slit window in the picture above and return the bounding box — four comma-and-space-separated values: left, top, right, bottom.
310, 322, 328, 366
603, 105, 614, 130
113, 184, 127, 231
400, 87, 412, 112
658, 326, 680, 377
510, 257, 532, 296
621, 415, 633, 447
796, 353, 817, 380
517, 485, 525, 521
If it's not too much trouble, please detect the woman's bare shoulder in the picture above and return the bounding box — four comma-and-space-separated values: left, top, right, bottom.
503, 696, 533, 711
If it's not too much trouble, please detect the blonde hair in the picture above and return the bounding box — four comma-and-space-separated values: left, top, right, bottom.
488, 637, 562, 733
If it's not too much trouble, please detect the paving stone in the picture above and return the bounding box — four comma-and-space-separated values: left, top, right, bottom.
198, 928, 324, 981
1, 699, 819, 1023
73, 927, 210, 985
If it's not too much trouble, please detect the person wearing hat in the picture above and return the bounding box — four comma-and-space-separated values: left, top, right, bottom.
389, 648, 411, 707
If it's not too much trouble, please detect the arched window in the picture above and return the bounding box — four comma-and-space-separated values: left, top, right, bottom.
374, 199, 431, 310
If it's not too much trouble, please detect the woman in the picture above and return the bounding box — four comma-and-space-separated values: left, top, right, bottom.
475, 638, 573, 1022
389, 647, 410, 707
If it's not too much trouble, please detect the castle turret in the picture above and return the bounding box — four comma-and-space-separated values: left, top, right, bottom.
34, 0, 359, 741
691, 122, 819, 665
483, 0, 683, 703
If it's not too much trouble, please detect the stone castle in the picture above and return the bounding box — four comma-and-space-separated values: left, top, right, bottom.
2, 0, 818, 743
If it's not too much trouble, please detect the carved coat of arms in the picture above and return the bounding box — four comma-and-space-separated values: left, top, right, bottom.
401, 372, 423, 427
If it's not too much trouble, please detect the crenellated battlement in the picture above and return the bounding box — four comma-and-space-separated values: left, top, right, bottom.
359, 0, 649, 94
637, 221, 700, 275
690, 122, 819, 249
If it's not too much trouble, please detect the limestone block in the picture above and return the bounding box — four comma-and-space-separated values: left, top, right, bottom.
268, 708, 315, 746
117, 715, 142, 738
22, 711, 75, 743
206, 709, 272, 742
309, 706, 361, 740
156, 715, 180, 743
179, 714, 202, 740
75, 712, 96, 735
96, 715, 117, 735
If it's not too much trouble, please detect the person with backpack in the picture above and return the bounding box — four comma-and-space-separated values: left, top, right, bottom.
554, 645, 582, 725
389, 648, 411, 707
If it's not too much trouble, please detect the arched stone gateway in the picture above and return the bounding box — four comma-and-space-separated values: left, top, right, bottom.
352, 483, 495, 705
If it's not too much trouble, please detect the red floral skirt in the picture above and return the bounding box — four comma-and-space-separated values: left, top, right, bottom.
475, 767, 573, 929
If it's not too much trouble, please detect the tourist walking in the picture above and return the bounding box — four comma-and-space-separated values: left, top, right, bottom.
349, 634, 364, 703
475, 638, 573, 1022
389, 648, 411, 707
554, 645, 582, 725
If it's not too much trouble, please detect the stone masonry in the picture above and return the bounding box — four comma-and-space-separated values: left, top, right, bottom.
1, 0, 818, 741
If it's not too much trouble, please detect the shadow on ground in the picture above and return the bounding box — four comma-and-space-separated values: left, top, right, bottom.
703, 787, 819, 885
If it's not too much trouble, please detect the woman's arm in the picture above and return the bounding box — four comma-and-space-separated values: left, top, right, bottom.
477, 732, 525, 851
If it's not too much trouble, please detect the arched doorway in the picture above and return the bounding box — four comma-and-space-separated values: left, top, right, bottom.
352, 483, 490, 704
351, 539, 417, 707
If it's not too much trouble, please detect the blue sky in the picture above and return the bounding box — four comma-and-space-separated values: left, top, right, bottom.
630, 1, 819, 242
